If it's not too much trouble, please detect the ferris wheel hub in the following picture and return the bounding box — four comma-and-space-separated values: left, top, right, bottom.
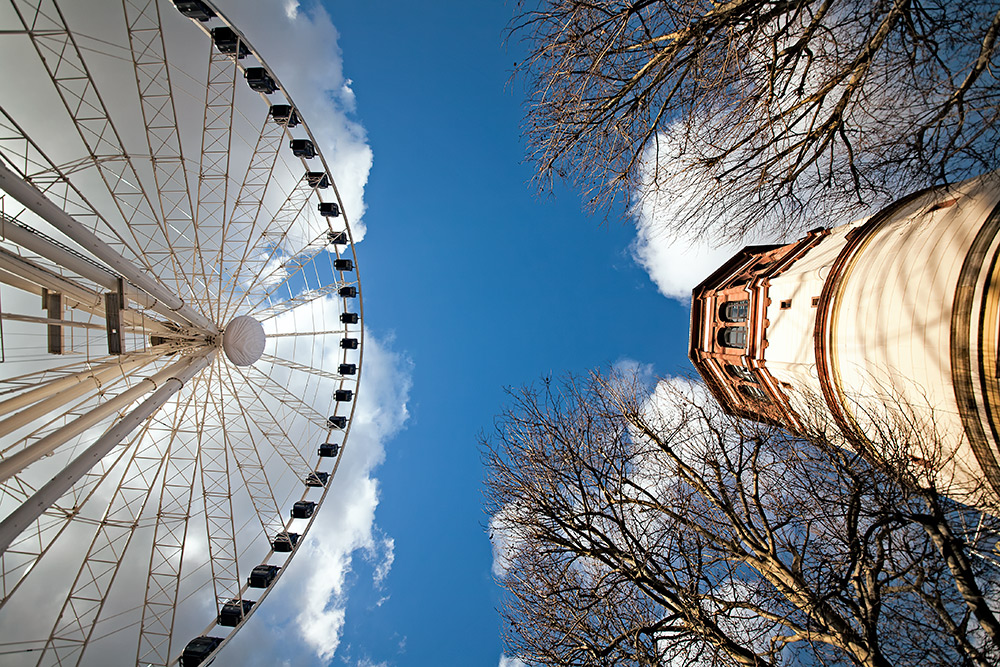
221, 315, 266, 366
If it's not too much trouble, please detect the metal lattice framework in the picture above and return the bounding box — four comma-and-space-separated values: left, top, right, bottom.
0, 1, 364, 665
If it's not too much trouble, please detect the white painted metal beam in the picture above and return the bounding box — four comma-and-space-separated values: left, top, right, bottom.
0, 349, 214, 553
0, 160, 218, 333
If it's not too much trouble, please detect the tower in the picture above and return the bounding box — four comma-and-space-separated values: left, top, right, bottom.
690, 173, 1000, 509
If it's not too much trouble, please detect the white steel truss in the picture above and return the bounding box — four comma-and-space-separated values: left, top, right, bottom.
217, 362, 284, 539
8, 0, 179, 282
199, 361, 242, 612
251, 282, 343, 322
134, 374, 208, 667
123, 0, 200, 300
214, 111, 287, 318
194, 42, 238, 323
259, 352, 348, 382
223, 178, 320, 318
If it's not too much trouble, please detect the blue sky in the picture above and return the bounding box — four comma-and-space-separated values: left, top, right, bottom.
294, 2, 692, 665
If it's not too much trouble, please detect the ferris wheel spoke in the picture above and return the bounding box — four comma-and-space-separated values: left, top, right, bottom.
265, 329, 350, 338
0, 353, 198, 487
8, 0, 184, 286
231, 366, 319, 480
122, 0, 202, 306
235, 232, 328, 314
198, 362, 242, 614
249, 282, 345, 323
238, 364, 329, 437
0, 109, 61, 182
193, 41, 240, 324
214, 110, 287, 319
33, 399, 193, 667
220, 174, 317, 318
0, 383, 148, 509
217, 363, 284, 539
239, 233, 350, 320
258, 352, 348, 383
135, 375, 209, 667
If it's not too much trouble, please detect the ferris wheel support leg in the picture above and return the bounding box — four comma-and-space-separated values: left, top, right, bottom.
0, 351, 164, 418
0, 348, 215, 555
0, 160, 218, 335
0, 246, 104, 311
0, 350, 165, 441
0, 264, 171, 337
0, 214, 181, 324
0, 348, 200, 485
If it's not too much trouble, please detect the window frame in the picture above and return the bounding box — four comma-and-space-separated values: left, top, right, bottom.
738, 384, 769, 402
724, 363, 757, 383
717, 326, 747, 349
718, 300, 749, 323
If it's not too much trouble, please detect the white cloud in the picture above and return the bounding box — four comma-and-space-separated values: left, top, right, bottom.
500, 655, 529, 667
369, 535, 395, 588
356, 659, 389, 667
612, 358, 657, 390
628, 131, 750, 302
631, 223, 744, 302
489, 502, 526, 580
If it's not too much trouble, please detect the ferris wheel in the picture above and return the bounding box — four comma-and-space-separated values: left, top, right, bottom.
0, 0, 363, 664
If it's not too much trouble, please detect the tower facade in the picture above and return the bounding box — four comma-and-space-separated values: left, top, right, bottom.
690, 174, 1000, 508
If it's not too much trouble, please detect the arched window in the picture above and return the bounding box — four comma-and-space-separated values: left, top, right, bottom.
719, 300, 749, 322
738, 385, 768, 402
717, 326, 747, 348
724, 364, 757, 383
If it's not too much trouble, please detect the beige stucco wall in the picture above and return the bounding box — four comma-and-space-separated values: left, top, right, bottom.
831, 176, 1000, 502
761, 174, 1000, 507
764, 222, 861, 422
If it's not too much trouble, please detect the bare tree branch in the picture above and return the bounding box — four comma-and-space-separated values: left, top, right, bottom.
484, 371, 1000, 666
511, 0, 1000, 240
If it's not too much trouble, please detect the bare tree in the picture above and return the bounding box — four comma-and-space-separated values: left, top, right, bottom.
484, 372, 1000, 666
511, 0, 1000, 240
